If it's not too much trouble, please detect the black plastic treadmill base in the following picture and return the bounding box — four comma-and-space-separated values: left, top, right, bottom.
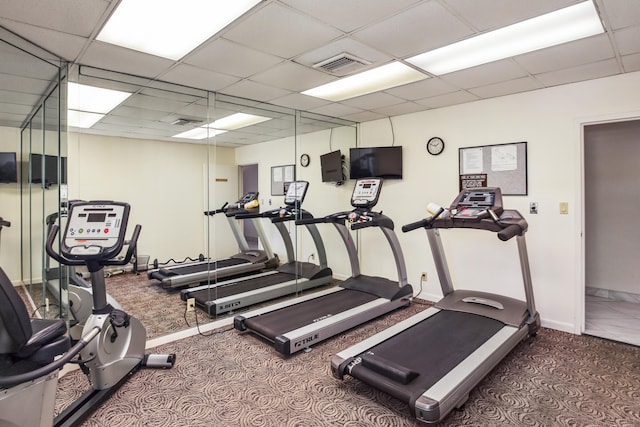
341, 275, 413, 300
348, 310, 503, 411
243, 289, 379, 340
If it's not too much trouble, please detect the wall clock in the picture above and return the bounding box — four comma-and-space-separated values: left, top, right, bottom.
427, 137, 445, 156
300, 153, 310, 167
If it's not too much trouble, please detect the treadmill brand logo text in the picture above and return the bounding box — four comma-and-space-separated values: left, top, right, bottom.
294, 334, 319, 348
221, 301, 241, 310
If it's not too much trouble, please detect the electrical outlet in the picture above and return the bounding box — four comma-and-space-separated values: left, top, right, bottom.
310, 253, 315, 261
421, 272, 427, 281
45, 297, 49, 312
186, 298, 196, 312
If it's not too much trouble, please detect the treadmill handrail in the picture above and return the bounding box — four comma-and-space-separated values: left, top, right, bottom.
203, 202, 228, 216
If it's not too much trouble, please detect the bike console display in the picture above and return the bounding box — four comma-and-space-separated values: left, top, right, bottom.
63, 201, 130, 260
351, 178, 383, 209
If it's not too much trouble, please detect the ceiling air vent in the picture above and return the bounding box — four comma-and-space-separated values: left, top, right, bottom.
313, 53, 371, 76
170, 118, 202, 126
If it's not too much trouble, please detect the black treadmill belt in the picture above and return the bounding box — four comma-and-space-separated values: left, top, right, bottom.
244, 289, 379, 339
189, 272, 294, 302
161, 258, 248, 276
350, 310, 503, 404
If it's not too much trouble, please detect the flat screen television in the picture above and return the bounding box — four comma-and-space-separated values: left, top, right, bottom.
320, 150, 344, 183
349, 146, 402, 180
31, 153, 67, 186
0, 152, 17, 183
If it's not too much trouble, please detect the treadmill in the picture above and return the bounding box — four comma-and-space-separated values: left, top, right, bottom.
234, 178, 414, 357
331, 187, 540, 424
147, 192, 278, 288
180, 181, 333, 316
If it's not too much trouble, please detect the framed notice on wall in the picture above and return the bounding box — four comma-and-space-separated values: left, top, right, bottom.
459, 142, 527, 195
271, 164, 295, 196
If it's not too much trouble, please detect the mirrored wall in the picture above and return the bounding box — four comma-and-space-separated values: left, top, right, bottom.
54, 65, 355, 337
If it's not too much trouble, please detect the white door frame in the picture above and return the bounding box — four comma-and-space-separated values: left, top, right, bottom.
577, 110, 640, 334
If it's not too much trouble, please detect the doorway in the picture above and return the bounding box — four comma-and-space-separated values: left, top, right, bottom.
241, 164, 259, 249
584, 118, 640, 346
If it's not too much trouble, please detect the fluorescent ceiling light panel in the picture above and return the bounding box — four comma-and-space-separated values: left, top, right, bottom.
302, 62, 427, 102
172, 113, 269, 139
407, 1, 604, 75
68, 82, 132, 114
67, 110, 105, 129
97, 0, 262, 60
173, 127, 227, 140
209, 113, 271, 130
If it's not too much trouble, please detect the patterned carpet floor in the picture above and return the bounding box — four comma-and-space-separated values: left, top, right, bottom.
54, 297, 640, 427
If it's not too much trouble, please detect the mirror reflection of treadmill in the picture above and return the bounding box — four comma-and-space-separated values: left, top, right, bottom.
234, 178, 414, 357
331, 187, 540, 424
147, 192, 279, 289
180, 181, 333, 316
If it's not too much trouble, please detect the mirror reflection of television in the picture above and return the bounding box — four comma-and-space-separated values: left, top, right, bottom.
31, 153, 67, 187
0, 152, 17, 183
349, 146, 402, 180
320, 150, 343, 183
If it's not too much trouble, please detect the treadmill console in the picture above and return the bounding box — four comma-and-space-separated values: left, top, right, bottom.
451, 188, 503, 220
63, 201, 130, 260
351, 178, 383, 209
284, 181, 308, 207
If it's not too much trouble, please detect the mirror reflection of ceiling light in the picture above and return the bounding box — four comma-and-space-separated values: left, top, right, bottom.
172, 113, 271, 139
67, 82, 132, 128
173, 128, 227, 140
97, 0, 262, 60
67, 110, 105, 129
302, 62, 427, 102
407, 1, 604, 75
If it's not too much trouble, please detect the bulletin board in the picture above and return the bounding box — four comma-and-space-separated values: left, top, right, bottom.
458, 141, 527, 195
271, 164, 295, 196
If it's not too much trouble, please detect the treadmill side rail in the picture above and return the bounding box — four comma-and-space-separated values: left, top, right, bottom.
277, 296, 411, 356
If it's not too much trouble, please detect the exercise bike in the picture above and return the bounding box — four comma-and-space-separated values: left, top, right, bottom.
0, 201, 175, 426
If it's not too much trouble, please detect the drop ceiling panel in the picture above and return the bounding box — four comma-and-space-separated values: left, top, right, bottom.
159, 64, 240, 93
443, 0, 579, 31
280, 0, 422, 32
614, 26, 640, 55
122, 94, 192, 114
622, 53, 640, 72
249, 61, 334, 92
0, 20, 88, 62
222, 2, 343, 59
440, 59, 529, 89
268, 93, 331, 111
185, 38, 284, 78
384, 78, 458, 101
514, 34, 616, 75
352, 1, 473, 57
308, 102, 364, 118
468, 76, 544, 98
220, 79, 291, 102
600, 0, 640, 30
415, 90, 480, 109
341, 92, 406, 110
81, 42, 175, 80
532, 58, 620, 87
0, 0, 110, 37
370, 101, 427, 117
